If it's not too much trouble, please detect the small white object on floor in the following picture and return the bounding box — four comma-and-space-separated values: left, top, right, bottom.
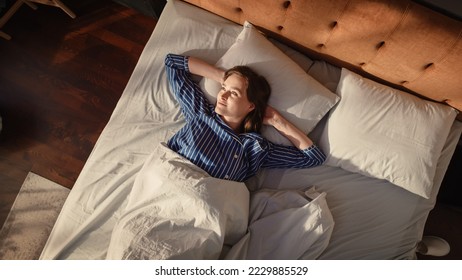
0, 172, 69, 260
417, 236, 451, 257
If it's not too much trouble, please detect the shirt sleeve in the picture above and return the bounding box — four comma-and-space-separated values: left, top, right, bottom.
164, 54, 212, 121
261, 141, 326, 169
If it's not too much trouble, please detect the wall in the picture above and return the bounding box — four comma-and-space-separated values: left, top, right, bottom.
415, 0, 462, 20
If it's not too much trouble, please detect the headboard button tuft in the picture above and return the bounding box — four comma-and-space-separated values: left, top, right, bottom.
235, 7, 242, 13
283, 1, 291, 9
425, 62, 435, 70
277, 25, 284, 31
376, 41, 385, 49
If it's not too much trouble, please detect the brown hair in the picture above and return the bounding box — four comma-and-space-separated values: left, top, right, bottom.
224, 66, 271, 133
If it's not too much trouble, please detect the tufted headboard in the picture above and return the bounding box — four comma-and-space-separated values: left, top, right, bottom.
182, 0, 462, 119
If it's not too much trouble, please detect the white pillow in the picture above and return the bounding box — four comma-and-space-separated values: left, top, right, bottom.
319, 68, 457, 198
269, 38, 314, 72
201, 21, 339, 146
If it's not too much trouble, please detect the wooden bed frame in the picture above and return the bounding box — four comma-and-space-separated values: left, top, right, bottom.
183, 0, 462, 120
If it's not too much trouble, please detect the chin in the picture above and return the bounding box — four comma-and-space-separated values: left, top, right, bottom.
215, 105, 225, 115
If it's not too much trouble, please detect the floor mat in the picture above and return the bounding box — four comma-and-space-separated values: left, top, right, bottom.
0, 172, 69, 259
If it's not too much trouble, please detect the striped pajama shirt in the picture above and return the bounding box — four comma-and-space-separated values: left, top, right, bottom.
165, 54, 325, 182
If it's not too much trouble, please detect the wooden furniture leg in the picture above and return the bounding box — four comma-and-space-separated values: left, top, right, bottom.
23, 1, 38, 10
0, 0, 23, 28
0, 0, 76, 40
27, 0, 76, 18
0, 0, 31, 40
0, 30, 12, 40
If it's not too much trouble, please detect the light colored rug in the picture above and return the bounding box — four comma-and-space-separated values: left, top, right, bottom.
0, 172, 70, 260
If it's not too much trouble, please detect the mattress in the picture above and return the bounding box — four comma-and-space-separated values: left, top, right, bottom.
40, 0, 462, 260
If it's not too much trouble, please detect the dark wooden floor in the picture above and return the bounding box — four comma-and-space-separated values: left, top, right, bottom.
0, 0, 156, 227
1, 0, 461, 260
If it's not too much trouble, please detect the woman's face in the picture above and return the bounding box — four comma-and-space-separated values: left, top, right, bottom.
215, 73, 255, 121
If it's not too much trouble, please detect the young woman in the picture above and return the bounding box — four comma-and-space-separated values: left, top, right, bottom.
165, 53, 325, 182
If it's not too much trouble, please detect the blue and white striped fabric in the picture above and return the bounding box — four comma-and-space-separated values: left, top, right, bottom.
165, 54, 325, 182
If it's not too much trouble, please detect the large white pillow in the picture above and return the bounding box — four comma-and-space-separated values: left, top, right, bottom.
319, 68, 457, 198
201, 21, 339, 146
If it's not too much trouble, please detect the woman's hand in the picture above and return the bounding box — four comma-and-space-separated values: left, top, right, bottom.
263, 105, 314, 150
188, 56, 224, 83
263, 105, 283, 127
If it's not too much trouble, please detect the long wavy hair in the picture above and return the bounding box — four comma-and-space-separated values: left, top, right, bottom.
223, 66, 271, 133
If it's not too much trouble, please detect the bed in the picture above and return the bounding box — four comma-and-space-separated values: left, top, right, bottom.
40, 0, 462, 260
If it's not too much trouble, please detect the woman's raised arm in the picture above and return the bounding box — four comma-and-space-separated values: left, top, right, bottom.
263, 105, 314, 150
188, 56, 225, 84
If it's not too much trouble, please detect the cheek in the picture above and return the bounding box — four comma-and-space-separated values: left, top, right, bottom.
234, 99, 252, 113
238, 98, 252, 109
227, 99, 241, 110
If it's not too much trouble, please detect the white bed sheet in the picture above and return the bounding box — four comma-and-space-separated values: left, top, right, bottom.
40, 0, 462, 260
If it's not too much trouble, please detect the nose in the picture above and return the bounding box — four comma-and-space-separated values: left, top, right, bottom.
221, 90, 231, 99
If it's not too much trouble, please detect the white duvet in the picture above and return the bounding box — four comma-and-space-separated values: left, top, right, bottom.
105, 143, 334, 260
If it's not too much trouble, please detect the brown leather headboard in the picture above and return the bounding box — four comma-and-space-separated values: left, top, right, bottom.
183, 0, 462, 119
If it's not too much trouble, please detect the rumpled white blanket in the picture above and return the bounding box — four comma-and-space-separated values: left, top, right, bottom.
106, 143, 334, 260
226, 188, 334, 259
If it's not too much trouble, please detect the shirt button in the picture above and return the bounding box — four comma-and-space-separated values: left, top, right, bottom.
224, 175, 229, 179
233, 154, 238, 159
